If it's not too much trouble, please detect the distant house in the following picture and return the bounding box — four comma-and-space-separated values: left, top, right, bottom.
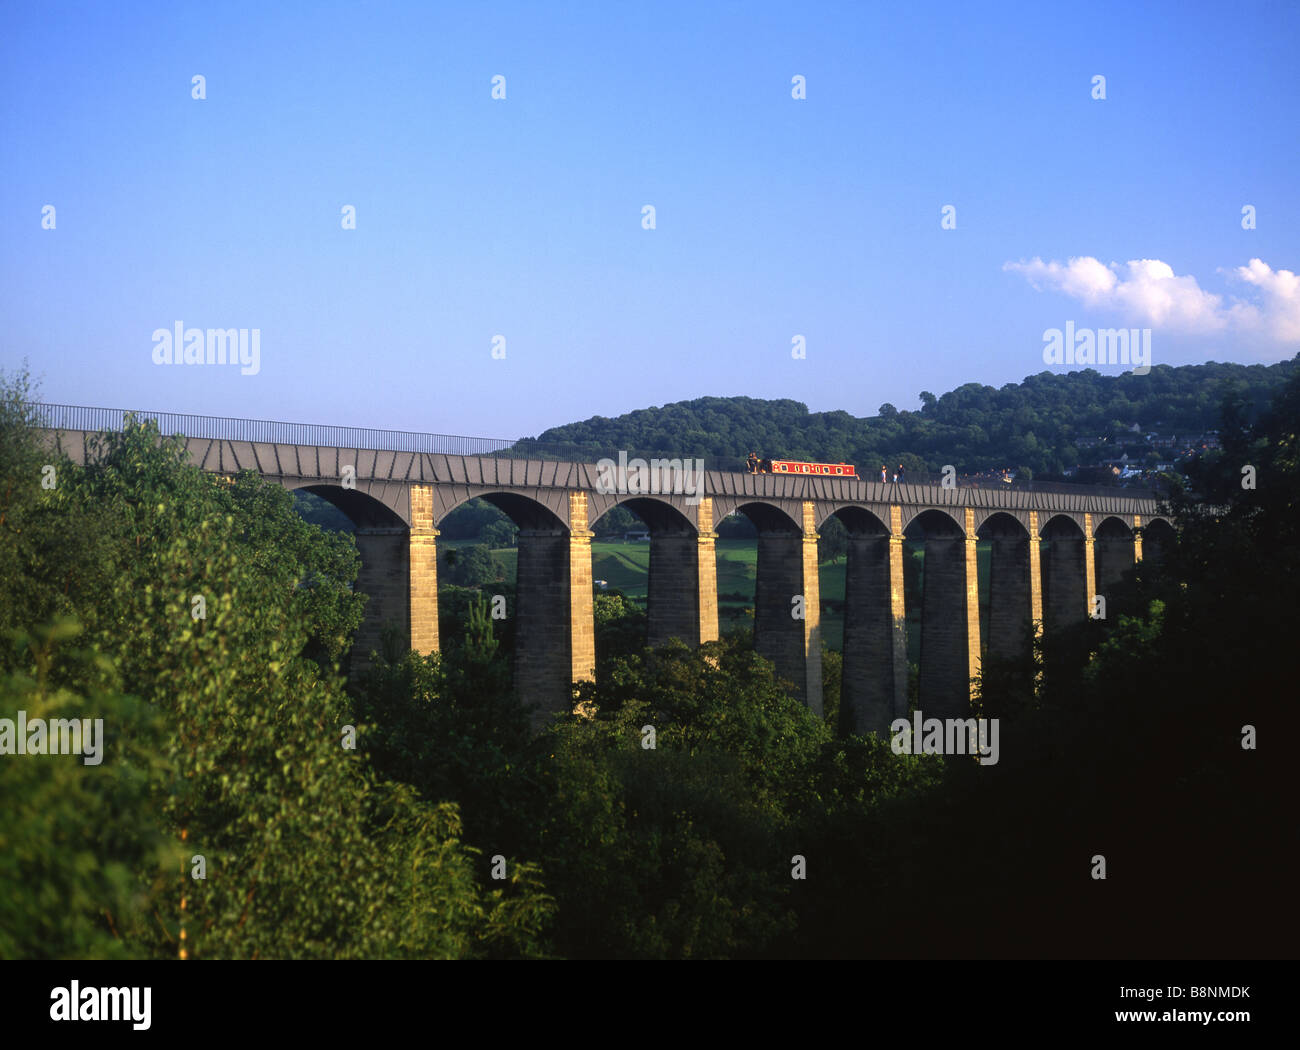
624, 530, 650, 542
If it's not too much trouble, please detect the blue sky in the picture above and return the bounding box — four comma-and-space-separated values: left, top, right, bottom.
2, 1, 1297, 439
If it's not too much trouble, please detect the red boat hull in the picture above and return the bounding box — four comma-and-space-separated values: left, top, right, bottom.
767, 460, 856, 477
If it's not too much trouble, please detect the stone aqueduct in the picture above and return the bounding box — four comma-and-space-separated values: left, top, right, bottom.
45, 423, 1175, 732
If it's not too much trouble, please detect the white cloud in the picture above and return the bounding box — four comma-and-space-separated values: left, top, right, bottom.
1003, 255, 1299, 349
1003, 256, 1117, 305
1111, 259, 1228, 331
1227, 259, 1300, 343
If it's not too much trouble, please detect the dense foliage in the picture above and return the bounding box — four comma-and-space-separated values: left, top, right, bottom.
534, 359, 1297, 477
0, 383, 552, 959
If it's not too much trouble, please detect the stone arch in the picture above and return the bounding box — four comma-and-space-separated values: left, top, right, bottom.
286, 484, 416, 675
435, 489, 586, 729
1139, 517, 1176, 570
978, 512, 1033, 666
734, 499, 803, 534
906, 509, 972, 718
827, 504, 890, 536
596, 495, 697, 536
734, 500, 820, 712
1040, 514, 1087, 633
816, 502, 893, 534
904, 507, 965, 540
901, 505, 966, 538
1092, 514, 1131, 538
977, 509, 1029, 540
288, 481, 407, 529
977, 510, 1031, 540
1040, 512, 1085, 538
835, 504, 904, 736
970, 506, 1035, 537
590, 496, 705, 650
441, 490, 568, 533
1094, 516, 1136, 594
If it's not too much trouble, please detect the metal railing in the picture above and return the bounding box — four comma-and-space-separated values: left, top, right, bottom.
23, 402, 737, 469
25, 401, 516, 458
868, 470, 1159, 500
23, 401, 1162, 498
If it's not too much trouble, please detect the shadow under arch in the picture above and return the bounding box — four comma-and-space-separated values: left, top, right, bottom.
606, 496, 697, 536
1094, 515, 1137, 595
1139, 517, 1176, 571
977, 511, 1034, 667
828, 504, 890, 537
445, 491, 581, 729
733, 500, 821, 712
287, 483, 416, 676
454, 491, 568, 533
905, 509, 972, 719
900, 504, 966, 538
292, 482, 406, 529
831, 504, 905, 737
586, 496, 703, 652
1040, 513, 1088, 638
734, 500, 803, 535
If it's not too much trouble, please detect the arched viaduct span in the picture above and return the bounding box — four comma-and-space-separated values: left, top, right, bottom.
44, 425, 1175, 733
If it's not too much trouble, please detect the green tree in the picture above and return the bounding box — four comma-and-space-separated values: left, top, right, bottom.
0, 373, 554, 959
0, 620, 172, 960
818, 515, 848, 563
536, 638, 832, 957
443, 544, 501, 587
